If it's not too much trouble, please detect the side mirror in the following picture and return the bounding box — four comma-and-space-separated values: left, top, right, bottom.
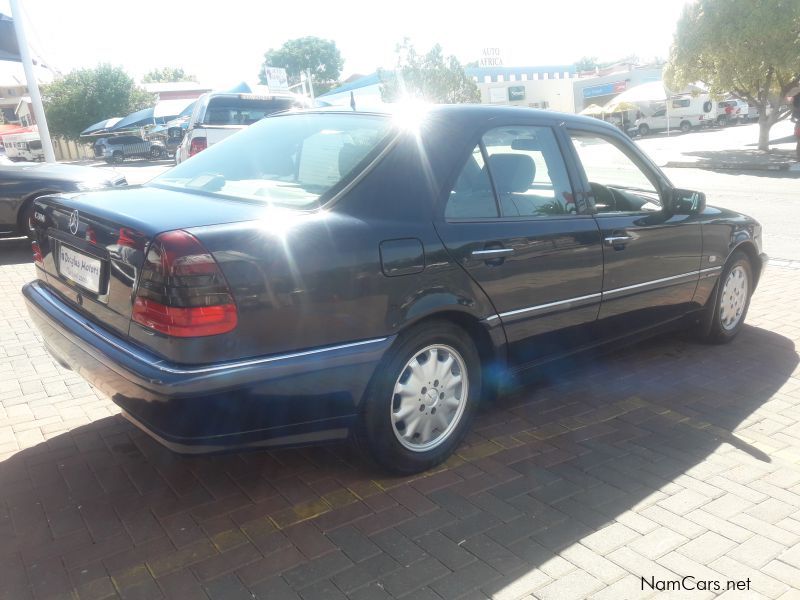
666, 188, 706, 214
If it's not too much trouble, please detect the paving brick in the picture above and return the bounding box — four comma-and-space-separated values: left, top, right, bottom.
282, 551, 353, 590
191, 542, 262, 582
746, 498, 798, 524
326, 525, 381, 562
727, 535, 786, 569
430, 561, 502, 600
534, 570, 605, 600
461, 534, 524, 575
204, 573, 252, 600
416, 531, 476, 570
711, 555, 790, 598
657, 489, 711, 516
581, 523, 640, 555
628, 527, 689, 560
559, 542, 628, 584
379, 556, 450, 597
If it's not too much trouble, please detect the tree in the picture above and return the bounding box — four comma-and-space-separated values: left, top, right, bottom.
142, 67, 196, 83
42, 64, 155, 140
665, 0, 800, 150
575, 56, 599, 72
380, 40, 480, 104
260, 37, 343, 94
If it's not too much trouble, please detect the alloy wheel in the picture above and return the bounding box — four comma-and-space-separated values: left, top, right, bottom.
719, 265, 748, 331
390, 344, 468, 452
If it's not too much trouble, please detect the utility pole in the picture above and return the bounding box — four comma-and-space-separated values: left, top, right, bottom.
9, 0, 55, 162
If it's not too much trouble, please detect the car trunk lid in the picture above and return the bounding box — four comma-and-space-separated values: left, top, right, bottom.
32, 185, 274, 338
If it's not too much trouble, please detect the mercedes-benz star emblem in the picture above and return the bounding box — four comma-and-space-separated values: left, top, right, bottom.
68, 210, 79, 235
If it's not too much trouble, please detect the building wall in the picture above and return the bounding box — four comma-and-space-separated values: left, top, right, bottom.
572, 68, 663, 112
477, 78, 575, 112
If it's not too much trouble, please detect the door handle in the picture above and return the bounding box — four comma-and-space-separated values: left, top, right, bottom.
471, 248, 514, 259
604, 235, 633, 247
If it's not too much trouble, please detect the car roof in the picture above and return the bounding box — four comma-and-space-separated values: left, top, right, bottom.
292, 103, 623, 134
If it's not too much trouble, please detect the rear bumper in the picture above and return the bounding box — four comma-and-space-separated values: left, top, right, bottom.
23, 280, 394, 453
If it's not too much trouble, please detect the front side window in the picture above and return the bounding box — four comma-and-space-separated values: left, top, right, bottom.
569, 131, 660, 214
152, 113, 393, 210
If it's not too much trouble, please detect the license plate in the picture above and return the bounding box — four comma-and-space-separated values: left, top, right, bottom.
58, 244, 102, 293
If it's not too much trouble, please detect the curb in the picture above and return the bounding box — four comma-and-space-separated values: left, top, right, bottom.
664, 160, 798, 173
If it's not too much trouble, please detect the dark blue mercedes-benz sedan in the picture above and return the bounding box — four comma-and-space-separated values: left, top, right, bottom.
23, 104, 766, 473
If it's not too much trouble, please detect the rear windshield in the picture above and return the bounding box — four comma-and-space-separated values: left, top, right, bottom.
151, 113, 394, 210
203, 96, 298, 126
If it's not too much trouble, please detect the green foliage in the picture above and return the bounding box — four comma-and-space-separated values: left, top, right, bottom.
575, 56, 600, 72
665, 0, 800, 148
42, 64, 155, 140
380, 40, 480, 104
142, 67, 196, 83
260, 37, 344, 92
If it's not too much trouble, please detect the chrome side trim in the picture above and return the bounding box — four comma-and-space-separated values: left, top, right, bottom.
483, 267, 718, 323
497, 292, 601, 320
602, 270, 699, 297
31, 282, 388, 376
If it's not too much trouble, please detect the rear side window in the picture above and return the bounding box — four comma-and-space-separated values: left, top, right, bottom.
152, 113, 393, 210
445, 125, 577, 219
203, 96, 297, 125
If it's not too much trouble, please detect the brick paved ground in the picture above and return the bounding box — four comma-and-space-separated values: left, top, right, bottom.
2, 234, 800, 600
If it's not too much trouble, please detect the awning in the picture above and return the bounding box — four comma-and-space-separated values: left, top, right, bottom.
153, 98, 194, 120
80, 117, 122, 136
108, 107, 155, 132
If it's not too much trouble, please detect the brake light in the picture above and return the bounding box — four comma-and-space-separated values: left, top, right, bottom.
188, 136, 207, 157
132, 230, 237, 337
31, 241, 43, 265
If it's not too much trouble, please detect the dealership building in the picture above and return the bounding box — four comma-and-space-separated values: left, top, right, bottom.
320, 62, 664, 114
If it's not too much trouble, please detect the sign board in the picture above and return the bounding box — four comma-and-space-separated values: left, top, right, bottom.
263, 66, 289, 91
583, 80, 627, 99
508, 86, 526, 101
479, 48, 503, 68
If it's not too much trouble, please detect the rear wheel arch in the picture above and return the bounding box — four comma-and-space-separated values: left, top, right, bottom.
17, 190, 58, 234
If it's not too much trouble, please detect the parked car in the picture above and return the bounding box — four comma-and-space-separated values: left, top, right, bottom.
0, 162, 125, 238
631, 108, 702, 135
174, 91, 307, 164
23, 106, 766, 473
93, 135, 166, 163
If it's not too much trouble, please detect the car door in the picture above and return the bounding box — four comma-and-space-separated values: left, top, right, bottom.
435, 122, 604, 366
565, 127, 703, 338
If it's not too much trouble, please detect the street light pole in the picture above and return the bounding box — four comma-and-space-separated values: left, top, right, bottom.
9, 0, 56, 163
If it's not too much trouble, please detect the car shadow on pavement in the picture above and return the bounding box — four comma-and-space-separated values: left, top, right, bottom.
0, 237, 31, 266
0, 324, 797, 599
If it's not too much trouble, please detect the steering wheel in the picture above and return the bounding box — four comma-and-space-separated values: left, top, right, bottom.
590, 182, 616, 212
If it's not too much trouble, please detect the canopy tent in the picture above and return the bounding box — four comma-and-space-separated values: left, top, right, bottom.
603, 99, 639, 113
579, 104, 605, 116
108, 107, 155, 132
153, 98, 194, 120
79, 117, 122, 137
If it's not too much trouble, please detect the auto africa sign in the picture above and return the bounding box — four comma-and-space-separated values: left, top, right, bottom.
480, 48, 503, 67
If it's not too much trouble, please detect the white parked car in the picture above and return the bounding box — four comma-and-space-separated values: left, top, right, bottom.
631, 108, 704, 136
175, 91, 308, 164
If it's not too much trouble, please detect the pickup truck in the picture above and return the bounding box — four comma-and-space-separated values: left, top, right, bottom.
175, 91, 306, 164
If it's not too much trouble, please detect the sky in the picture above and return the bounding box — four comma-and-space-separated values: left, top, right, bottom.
1, 0, 692, 89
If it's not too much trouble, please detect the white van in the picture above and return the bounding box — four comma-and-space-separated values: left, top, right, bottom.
175, 91, 308, 164
3, 132, 44, 161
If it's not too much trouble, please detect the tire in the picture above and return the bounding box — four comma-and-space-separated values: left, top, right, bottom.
17, 198, 36, 239
701, 250, 753, 344
111, 151, 124, 164
356, 320, 482, 473
680, 121, 691, 133
638, 124, 650, 136
150, 146, 163, 159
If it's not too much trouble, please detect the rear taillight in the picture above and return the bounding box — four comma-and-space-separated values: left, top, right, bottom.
31, 241, 43, 265
188, 137, 207, 157
132, 230, 237, 337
